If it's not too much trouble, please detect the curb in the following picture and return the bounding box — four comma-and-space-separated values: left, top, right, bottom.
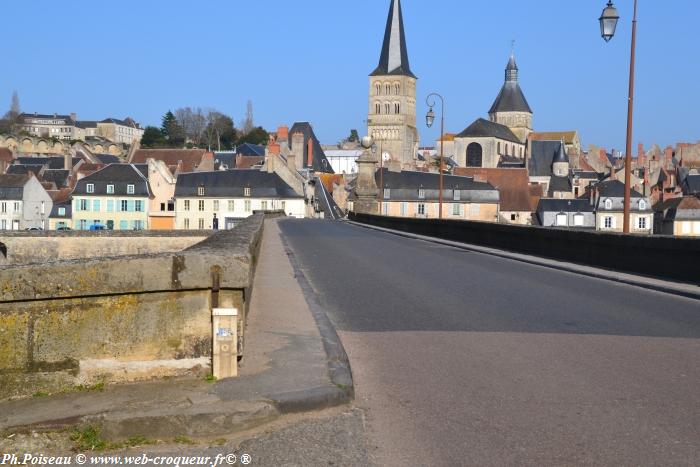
347, 220, 700, 301
278, 223, 355, 406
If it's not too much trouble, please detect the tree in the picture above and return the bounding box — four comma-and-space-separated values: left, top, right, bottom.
1, 91, 21, 134
242, 100, 254, 135
348, 129, 359, 143
204, 110, 237, 151
140, 126, 167, 148
239, 126, 269, 146
161, 111, 185, 148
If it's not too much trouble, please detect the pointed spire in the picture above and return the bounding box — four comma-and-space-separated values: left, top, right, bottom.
371, 0, 416, 78
553, 140, 569, 164
489, 50, 532, 115
506, 53, 518, 82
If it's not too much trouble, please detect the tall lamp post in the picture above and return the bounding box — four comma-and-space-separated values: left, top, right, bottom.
425, 93, 445, 220
599, 0, 636, 234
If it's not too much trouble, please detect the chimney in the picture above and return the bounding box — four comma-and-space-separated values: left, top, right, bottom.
664, 146, 673, 167
277, 125, 289, 143
64, 152, 72, 171
291, 132, 304, 170
266, 147, 275, 173
70, 113, 77, 122
307, 137, 314, 169
609, 165, 615, 181
268, 135, 280, 156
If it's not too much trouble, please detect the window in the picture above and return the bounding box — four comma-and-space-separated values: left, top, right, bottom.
184, 218, 190, 229
511, 214, 517, 221
13, 202, 20, 212
375, 103, 381, 114
400, 202, 407, 217
466, 143, 483, 167
382, 203, 389, 215
245, 200, 251, 212
453, 189, 461, 201
160, 202, 166, 211
198, 218, 205, 230
93, 200, 100, 212
228, 200, 235, 211
604, 199, 613, 210
0, 202, 5, 213
58, 207, 65, 216
375, 84, 381, 95
79, 199, 88, 211
78, 219, 88, 230
638, 217, 647, 230
135, 200, 143, 212
604, 216, 614, 229
281, 201, 286, 211
261, 201, 268, 210
418, 188, 425, 199
244, 187, 251, 197
573, 213, 585, 227
395, 84, 400, 94
417, 203, 426, 215
198, 200, 205, 211
385, 84, 390, 95
198, 186, 205, 196
385, 103, 390, 114
384, 188, 390, 199
86, 183, 94, 194
41, 201, 45, 215
168, 201, 175, 212
127, 184, 135, 194
556, 213, 568, 226
639, 200, 647, 210
184, 200, 190, 211
133, 220, 144, 230
395, 103, 400, 114
0, 219, 5, 230
452, 204, 461, 216
119, 220, 128, 230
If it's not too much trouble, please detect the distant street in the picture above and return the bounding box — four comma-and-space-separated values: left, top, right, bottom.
279, 219, 700, 467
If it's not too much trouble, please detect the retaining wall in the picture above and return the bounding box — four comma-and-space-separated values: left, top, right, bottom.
0, 215, 266, 400
350, 212, 700, 284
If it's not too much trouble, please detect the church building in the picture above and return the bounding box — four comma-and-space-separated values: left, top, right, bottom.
367, 0, 419, 170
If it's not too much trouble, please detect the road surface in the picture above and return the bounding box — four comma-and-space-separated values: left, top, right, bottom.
279, 219, 700, 467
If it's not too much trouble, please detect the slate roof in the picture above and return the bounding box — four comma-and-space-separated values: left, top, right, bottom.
456, 118, 521, 144
175, 170, 302, 199
100, 117, 140, 128
375, 169, 499, 203
16, 156, 80, 170
530, 131, 578, 144
41, 169, 70, 188
596, 179, 645, 198
489, 54, 532, 114
95, 154, 121, 164
454, 167, 538, 211
682, 174, 700, 195
7, 164, 44, 176
529, 140, 565, 177
371, 0, 416, 78
0, 174, 29, 200
288, 122, 334, 173
49, 201, 72, 219
235, 143, 265, 158
548, 175, 572, 195
72, 164, 151, 197
654, 196, 700, 221
75, 121, 98, 129
537, 198, 594, 214
18, 113, 75, 125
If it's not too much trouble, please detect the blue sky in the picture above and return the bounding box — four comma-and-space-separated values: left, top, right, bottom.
2, 0, 698, 152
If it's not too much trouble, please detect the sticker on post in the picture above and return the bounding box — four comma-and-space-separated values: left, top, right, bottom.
217, 327, 233, 338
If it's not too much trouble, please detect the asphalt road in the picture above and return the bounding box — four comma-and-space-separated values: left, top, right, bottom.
279, 219, 700, 467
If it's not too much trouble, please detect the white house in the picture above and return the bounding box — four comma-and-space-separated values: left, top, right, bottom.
0, 173, 53, 230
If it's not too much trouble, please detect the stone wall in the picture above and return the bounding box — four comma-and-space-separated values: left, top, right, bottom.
0, 215, 265, 400
0, 231, 208, 265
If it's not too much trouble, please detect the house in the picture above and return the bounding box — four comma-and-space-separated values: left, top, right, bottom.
536, 198, 595, 229
528, 140, 573, 198
0, 173, 53, 230
129, 149, 213, 175
70, 164, 151, 230
360, 168, 500, 221
653, 196, 700, 236
174, 170, 305, 230
96, 118, 144, 145
592, 179, 653, 234
48, 201, 72, 230
143, 159, 177, 230
286, 122, 334, 173
454, 167, 539, 224
17, 113, 76, 140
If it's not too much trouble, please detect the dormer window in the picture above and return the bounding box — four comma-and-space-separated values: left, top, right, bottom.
198, 186, 205, 196
127, 184, 135, 195
58, 207, 65, 216
383, 188, 390, 200
244, 187, 251, 197
604, 198, 613, 210
418, 188, 425, 199
638, 200, 647, 210
86, 183, 94, 194
106, 184, 114, 194
453, 189, 461, 201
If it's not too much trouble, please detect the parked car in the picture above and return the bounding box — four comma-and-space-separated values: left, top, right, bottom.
89, 224, 106, 231
57, 226, 72, 231
25, 227, 42, 231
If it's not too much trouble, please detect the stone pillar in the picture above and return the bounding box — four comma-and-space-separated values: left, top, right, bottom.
354, 151, 379, 215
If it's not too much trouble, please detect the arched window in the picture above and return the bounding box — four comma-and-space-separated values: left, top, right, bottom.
375, 84, 381, 95
385, 103, 391, 114
497, 142, 501, 154
520, 147, 523, 157
395, 83, 400, 94
639, 200, 647, 210
466, 143, 483, 167
375, 103, 381, 114
395, 103, 400, 114
385, 84, 391, 95
604, 199, 613, 210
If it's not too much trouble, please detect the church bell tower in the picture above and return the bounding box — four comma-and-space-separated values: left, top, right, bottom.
367, 0, 419, 170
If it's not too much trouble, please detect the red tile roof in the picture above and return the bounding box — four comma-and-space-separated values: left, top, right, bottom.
0, 147, 13, 162
131, 149, 210, 173
454, 167, 539, 212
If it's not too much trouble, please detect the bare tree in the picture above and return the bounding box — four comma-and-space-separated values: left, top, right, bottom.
2, 91, 21, 134
242, 100, 254, 135
191, 108, 206, 146
175, 107, 194, 143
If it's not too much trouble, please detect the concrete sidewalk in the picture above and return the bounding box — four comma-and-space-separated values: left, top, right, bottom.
0, 219, 352, 441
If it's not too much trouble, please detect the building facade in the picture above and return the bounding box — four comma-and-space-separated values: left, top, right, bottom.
174, 170, 305, 230
488, 54, 533, 143
367, 0, 419, 170
18, 113, 76, 140
453, 119, 525, 168
0, 174, 53, 230
97, 118, 144, 145
592, 180, 653, 234
70, 164, 151, 230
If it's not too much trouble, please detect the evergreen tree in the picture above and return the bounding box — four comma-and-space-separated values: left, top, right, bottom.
161, 111, 185, 148
140, 126, 167, 148
239, 126, 269, 146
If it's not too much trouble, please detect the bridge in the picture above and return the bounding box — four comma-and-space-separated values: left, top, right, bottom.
279, 217, 700, 466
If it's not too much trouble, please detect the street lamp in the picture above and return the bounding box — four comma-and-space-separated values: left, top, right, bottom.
425, 93, 445, 220
600, 0, 637, 234
599, 1, 620, 42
